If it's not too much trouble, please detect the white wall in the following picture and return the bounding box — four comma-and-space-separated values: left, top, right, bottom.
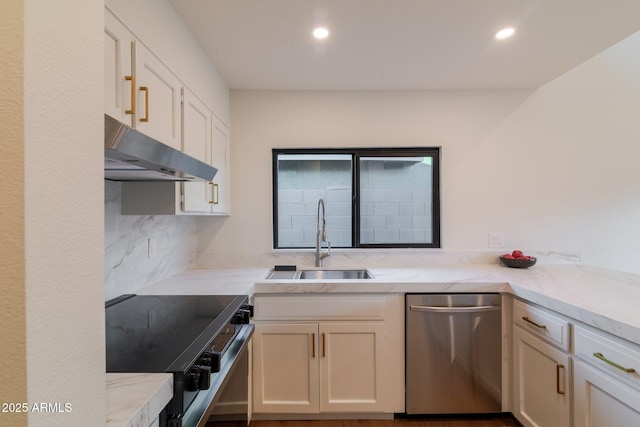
9, 1, 104, 426
197, 31, 640, 275
196, 90, 534, 266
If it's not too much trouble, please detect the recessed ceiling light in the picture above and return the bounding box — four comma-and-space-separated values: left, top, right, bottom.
312, 27, 330, 40
494, 27, 515, 40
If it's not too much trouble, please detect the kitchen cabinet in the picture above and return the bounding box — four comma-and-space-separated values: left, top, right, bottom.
252, 322, 385, 413
573, 324, 640, 426
209, 115, 230, 214
252, 323, 318, 412
513, 326, 571, 427
181, 96, 231, 215
104, 8, 182, 151
251, 294, 403, 415
104, 10, 134, 125
134, 42, 182, 151
574, 360, 640, 426
107, 7, 232, 216
512, 300, 571, 427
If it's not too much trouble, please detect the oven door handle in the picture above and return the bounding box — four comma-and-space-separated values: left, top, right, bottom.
181, 323, 254, 427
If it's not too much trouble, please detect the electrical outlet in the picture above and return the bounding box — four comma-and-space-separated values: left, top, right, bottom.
147, 238, 155, 258
488, 232, 505, 249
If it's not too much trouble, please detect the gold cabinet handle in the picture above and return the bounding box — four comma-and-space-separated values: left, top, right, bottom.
556, 364, 566, 395
593, 352, 636, 373
322, 333, 326, 358
139, 86, 149, 122
522, 316, 547, 330
208, 182, 215, 204
125, 75, 135, 115
311, 333, 316, 359
213, 183, 219, 205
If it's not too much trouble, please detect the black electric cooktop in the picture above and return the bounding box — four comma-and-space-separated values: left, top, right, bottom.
105, 294, 247, 373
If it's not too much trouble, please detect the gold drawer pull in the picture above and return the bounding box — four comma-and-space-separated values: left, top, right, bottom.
522, 316, 547, 330
139, 86, 149, 122
593, 352, 636, 373
322, 333, 326, 358
556, 364, 566, 395
125, 75, 135, 115
208, 182, 215, 204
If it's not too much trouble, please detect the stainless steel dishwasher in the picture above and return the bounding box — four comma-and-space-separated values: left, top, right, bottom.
405, 293, 502, 414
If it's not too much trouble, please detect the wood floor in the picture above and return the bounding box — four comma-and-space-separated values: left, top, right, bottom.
248, 416, 522, 427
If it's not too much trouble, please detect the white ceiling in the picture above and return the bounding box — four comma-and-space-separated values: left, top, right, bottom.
169, 0, 640, 90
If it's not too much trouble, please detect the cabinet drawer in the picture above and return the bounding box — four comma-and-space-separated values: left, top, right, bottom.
574, 325, 640, 390
513, 299, 570, 351
253, 294, 387, 321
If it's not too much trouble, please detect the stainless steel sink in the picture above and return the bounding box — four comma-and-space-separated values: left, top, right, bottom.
264, 269, 373, 280
299, 269, 373, 280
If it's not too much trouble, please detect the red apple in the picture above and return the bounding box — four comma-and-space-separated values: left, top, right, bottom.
512, 250, 524, 258
502, 254, 515, 259
517, 256, 531, 260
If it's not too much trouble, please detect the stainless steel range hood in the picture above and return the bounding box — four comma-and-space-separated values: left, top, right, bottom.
104, 114, 217, 181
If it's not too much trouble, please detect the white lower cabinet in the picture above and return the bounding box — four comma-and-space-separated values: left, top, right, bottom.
573, 359, 640, 426
253, 323, 319, 413
573, 324, 640, 427
251, 293, 403, 416
252, 321, 385, 413
513, 325, 571, 427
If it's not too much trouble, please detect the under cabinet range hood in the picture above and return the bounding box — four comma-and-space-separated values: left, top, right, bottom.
104, 114, 217, 181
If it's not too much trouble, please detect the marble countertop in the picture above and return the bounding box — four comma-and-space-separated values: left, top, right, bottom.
138, 263, 640, 345
106, 373, 172, 427
111, 262, 640, 427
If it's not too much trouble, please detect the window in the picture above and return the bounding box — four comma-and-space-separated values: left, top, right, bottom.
273, 148, 440, 249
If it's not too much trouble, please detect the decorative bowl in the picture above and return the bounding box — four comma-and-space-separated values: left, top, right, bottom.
499, 256, 537, 268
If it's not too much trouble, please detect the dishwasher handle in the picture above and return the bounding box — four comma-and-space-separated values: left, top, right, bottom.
409, 304, 500, 314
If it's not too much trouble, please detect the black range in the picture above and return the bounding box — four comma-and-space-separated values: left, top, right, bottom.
105, 294, 254, 427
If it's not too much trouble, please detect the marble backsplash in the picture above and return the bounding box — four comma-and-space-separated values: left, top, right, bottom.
196, 249, 582, 270
104, 181, 197, 301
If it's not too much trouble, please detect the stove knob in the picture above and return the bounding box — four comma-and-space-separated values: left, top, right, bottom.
196, 365, 212, 390
241, 303, 254, 317
184, 369, 200, 392
231, 309, 251, 324
198, 351, 221, 373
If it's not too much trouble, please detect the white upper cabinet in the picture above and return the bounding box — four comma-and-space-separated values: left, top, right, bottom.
181, 87, 211, 164
104, 10, 134, 125
105, 7, 182, 150
106, 5, 233, 216
181, 99, 231, 215
134, 43, 182, 151
210, 116, 230, 214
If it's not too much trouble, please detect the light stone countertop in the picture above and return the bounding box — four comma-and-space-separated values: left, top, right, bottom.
106, 373, 172, 427
109, 262, 640, 427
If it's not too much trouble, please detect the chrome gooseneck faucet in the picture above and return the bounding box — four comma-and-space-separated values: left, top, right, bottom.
315, 198, 331, 267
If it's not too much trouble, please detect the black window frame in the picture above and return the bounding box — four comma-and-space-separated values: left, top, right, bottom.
272, 147, 441, 249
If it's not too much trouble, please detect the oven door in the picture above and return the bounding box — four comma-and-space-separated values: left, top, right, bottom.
181, 324, 254, 427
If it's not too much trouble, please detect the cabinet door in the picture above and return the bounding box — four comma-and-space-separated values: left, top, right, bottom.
574, 359, 640, 427
182, 88, 210, 164
252, 323, 319, 413
135, 43, 182, 150
104, 9, 134, 125
181, 88, 213, 213
319, 322, 385, 412
513, 326, 571, 427
210, 116, 230, 214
